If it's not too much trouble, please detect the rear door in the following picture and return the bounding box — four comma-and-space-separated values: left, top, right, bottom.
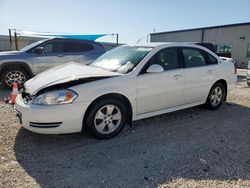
64, 42, 101, 65
181, 47, 219, 104
136, 47, 184, 114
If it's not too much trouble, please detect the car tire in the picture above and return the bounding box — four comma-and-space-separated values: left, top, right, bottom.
206, 82, 225, 110
86, 98, 127, 139
247, 82, 250, 87
1, 66, 29, 89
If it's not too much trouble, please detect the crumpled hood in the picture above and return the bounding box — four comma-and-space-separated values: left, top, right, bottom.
24, 62, 121, 95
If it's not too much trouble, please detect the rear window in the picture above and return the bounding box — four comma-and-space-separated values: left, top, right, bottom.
182, 48, 206, 68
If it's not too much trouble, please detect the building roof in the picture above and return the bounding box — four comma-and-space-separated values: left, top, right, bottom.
150, 22, 250, 35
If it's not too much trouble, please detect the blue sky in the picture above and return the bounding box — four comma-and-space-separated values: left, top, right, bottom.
0, 0, 249, 43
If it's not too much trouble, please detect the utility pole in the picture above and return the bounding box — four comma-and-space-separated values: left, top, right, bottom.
14, 29, 18, 50
8, 29, 12, 50
116, 33, 119, 46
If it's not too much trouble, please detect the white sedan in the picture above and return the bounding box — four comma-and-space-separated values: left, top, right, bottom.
15, 43, 236, 139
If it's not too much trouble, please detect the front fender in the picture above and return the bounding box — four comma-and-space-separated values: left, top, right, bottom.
70, 76, 137, 120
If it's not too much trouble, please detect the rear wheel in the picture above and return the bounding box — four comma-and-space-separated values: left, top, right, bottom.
1, 67, 29, 88
206, 82, 225, 110
86, 98, 127, 139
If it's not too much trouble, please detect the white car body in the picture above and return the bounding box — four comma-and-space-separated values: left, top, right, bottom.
15, 43, 237, 135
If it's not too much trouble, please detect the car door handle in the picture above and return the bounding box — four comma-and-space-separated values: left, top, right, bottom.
57, 55, 64, 57
207, 70, 213, 74
172, 75, 182, 80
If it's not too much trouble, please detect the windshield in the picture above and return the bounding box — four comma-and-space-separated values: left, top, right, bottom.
90, 46, 153, 74
20, 39, 48, 52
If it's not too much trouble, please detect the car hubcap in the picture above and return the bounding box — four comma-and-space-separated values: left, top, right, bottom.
5, 71, 26, 87
210, 86, 223, 106
94, 104, 122, 134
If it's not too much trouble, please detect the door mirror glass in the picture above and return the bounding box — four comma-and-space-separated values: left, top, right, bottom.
33, 47, 44, 53
146, 64, 164, 73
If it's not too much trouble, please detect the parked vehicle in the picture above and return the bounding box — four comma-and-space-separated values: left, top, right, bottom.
196, 43, 236, 65
247, 60, 250, 87
219, 56, 236, 64
15, 43, 237, 139
219, 56, 237, 74
0, 38, 105, 88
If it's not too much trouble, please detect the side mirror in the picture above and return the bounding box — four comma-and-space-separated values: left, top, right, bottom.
248, 60, 250, 69
33, 47, 44, 53
146, 64, 164, 73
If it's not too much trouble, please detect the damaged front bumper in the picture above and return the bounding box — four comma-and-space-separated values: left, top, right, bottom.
14, 94, 91, 134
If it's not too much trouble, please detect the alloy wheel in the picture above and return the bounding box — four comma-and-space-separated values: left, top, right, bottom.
94, 104, 122, 134
5, 71, 26, 87
210, 86, 223, 106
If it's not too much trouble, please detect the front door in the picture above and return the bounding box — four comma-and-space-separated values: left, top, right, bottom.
63, 41, 97, 65
31, 41, 68, 75
136, 47, 184, 115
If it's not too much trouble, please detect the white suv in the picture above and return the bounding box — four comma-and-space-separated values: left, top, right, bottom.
15, 43, 237, 139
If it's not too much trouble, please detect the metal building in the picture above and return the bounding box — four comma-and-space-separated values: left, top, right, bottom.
150, 22, 250, 68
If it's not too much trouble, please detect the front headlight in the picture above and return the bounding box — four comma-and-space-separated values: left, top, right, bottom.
32, 89, 78, 105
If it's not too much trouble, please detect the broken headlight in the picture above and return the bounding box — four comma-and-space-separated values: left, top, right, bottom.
32, 89, 78, 105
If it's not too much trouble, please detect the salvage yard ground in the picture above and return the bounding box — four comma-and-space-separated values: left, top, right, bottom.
0, 70, 249, 187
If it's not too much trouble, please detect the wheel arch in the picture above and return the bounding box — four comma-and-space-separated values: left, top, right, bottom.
82, 93, 133, 131
211, 79, 228, 101
0, 62, 33, 79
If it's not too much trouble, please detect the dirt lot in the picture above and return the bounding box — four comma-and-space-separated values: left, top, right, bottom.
0, 71, 249, 188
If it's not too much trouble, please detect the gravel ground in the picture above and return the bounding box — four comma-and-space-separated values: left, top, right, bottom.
0, 72, 249, 188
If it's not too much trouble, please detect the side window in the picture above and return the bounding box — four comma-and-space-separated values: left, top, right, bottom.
40, 41, 64, 53
78, 43, 94, 52
64, 42, 78, 52
42, 43, 54, 53
146, 48, 180, 71
64, 42, 94, 52
182, 48, 206, 68
54, 42, 64, 53
206, 53, 218, 65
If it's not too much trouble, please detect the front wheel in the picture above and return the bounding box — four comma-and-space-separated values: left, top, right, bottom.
86, 98, 127, 139
206, 83, 225, 110
1, 67, 29, 88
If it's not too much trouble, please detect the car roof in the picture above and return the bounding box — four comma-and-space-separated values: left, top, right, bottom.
125, 42, 174, 48
124, 42, 210, 49
123, 42, 218, 57
48, 37, 100, 44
